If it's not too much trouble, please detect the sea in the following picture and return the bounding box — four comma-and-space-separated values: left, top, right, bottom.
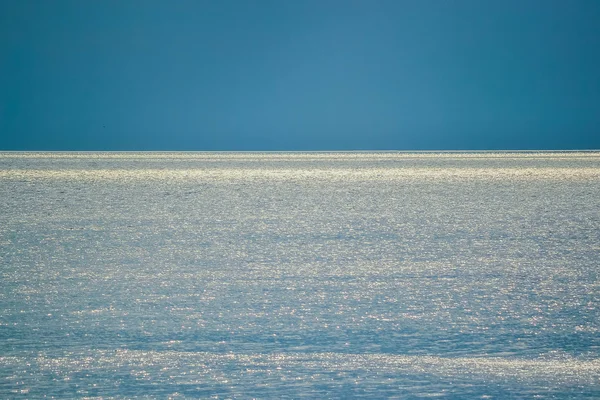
0, 151, 599, 399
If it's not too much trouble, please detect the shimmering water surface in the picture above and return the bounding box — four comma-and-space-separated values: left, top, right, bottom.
1, 152, 599, 398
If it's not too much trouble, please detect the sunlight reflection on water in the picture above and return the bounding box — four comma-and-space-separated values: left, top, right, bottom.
1, 152, 599, 398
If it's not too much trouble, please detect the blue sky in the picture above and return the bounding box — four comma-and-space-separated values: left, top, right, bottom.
1, 0, 599, 150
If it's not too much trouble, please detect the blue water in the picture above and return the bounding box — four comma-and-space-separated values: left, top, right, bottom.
1, 152, 599, 398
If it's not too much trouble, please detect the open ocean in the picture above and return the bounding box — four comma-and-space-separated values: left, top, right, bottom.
1, 151, 599, 399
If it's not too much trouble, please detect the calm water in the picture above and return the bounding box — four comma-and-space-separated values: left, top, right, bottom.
1, 152, 599, 398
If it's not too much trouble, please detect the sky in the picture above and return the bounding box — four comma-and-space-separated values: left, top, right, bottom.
1, 0, 599, 151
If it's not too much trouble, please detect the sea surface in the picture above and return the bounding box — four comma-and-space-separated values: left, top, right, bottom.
1, 151, 599, 399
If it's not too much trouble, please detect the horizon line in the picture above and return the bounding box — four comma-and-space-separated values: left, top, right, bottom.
1, 149, 599, 153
